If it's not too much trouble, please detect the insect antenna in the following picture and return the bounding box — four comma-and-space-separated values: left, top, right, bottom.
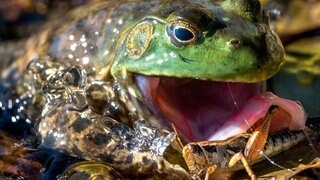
227, 82, 294, 171
260, 151, 293, 172
303, 129, 319, 156
227, 82, 253, 132
304, 116, 320, 156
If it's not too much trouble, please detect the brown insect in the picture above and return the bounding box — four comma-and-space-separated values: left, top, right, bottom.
181, 106, 306, 179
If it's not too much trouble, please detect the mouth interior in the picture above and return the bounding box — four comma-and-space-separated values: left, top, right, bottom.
135, 75, 307, 142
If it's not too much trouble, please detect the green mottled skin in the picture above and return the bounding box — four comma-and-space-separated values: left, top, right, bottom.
1, 0, 284, 82
111, 0, 284, 82
0, 0, 285, 178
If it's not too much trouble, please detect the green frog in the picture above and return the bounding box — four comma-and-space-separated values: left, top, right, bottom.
0, 0, 308, 178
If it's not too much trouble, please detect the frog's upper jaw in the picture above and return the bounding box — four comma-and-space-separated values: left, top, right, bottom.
135, 75, 307, 142
110, 0, 305, 142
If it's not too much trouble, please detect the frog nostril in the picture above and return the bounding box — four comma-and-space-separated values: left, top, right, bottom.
228, 39, 241, 48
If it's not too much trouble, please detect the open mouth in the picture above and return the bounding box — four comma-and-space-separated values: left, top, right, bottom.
135, 75, 307, 142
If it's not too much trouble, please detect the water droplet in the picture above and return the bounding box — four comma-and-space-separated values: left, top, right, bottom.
82, 57, 90, 64
69, 35, 75, 41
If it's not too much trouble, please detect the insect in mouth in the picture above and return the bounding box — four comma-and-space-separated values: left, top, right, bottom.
182, 106, 308, 180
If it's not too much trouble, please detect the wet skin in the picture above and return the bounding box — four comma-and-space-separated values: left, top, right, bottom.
0, 0, 307, 178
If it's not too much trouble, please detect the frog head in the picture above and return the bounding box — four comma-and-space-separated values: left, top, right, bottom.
112, 0, 284, 82
111, 0, 306, 142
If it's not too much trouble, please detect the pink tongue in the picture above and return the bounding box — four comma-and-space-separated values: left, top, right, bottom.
209, 92, 307, 141
135, 75, 307, 143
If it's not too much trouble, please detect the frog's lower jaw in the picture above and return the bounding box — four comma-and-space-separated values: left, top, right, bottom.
135, 75, 307, 142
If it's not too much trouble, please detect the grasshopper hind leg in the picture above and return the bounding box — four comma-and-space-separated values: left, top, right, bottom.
229, 152, 256, 180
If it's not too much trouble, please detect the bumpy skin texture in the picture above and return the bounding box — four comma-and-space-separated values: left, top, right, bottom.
1, 0, 284, 82
0, 0, 285, 178
111, 0, 284, 82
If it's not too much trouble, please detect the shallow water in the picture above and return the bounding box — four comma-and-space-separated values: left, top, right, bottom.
0, 0, 320, 179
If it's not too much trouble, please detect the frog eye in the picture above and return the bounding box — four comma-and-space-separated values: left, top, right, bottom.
167, 21, 202, 47
174, 27, 194, 41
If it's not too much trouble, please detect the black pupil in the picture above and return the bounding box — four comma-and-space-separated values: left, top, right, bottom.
174, 27, 194, 41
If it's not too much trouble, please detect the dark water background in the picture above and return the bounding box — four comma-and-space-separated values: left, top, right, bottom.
0, 0, 95, 41
0, 1, 93, 179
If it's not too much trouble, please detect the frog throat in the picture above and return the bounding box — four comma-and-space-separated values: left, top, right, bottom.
135, 75, 307, 142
